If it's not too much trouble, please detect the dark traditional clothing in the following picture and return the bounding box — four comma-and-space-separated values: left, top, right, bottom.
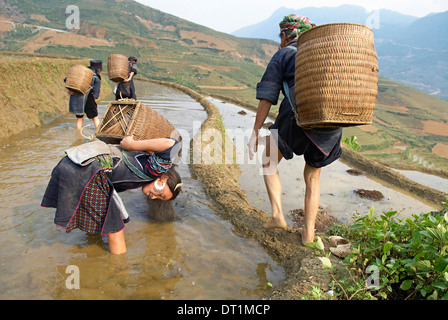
41, 139, 180, 235
68, 67, 101, 119
115, 64, 137, 100
256, 39, 343, 168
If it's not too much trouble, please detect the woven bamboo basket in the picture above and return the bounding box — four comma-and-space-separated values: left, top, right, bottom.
294, 23, 379, 127
107, 54, 129, 82
65, 65, 94, 95
96, 99, 181, 145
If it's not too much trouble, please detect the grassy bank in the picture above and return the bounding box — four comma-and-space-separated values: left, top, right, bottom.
0, 52, 112, 140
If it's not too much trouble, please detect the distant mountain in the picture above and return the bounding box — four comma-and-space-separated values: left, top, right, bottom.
232, 5, 418, 41
398, 11, 448, 50
232, 5, 448, 101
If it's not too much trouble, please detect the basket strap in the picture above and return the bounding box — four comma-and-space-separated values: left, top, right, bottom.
283, 81, 301, 127
283, 45, 301, 127
121, 150, 152, 181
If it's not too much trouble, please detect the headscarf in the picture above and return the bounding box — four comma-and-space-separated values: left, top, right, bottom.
279, 14, 316, 39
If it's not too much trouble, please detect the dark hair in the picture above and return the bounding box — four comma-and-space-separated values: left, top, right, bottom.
279, 29, 295, 40
146, 167, 181, 221
147, 198, 178, 221
128, 56, 137, 63
165, 166, 182, 200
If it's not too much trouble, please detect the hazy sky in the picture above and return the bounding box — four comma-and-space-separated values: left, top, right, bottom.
134, 0, 448, 33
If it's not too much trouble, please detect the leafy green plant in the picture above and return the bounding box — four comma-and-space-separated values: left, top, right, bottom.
342, 136, 361, 152
329, 206, 448, 300
305, 236, 333, 269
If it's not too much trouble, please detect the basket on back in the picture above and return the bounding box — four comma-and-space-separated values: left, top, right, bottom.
107, 54, 129, 82
96, 99, 181, 145
65, 65, 93, 95
295, 23, 379, 128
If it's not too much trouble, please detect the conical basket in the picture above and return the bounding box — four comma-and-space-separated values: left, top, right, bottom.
96, 99, 181, 145
294, 23, 379, 127
107, 54, 129, 82
65, 64, 94, 95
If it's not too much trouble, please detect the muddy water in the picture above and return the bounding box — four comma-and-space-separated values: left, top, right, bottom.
394, 169, 448, 193
209, 98, 437, 225
0, 81, 285, 300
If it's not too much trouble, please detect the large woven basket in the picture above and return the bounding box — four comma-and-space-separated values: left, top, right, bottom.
65, 64, 94, 95
295, 23, 379, 127
107, 54, 129, 82
96, 99, 181, 145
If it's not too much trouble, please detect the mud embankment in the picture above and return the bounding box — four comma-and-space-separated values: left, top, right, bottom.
0, 52, 112, 139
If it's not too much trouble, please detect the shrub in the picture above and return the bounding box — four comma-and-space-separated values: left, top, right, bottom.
329, 205, 448, 300
342, 136, 361, 152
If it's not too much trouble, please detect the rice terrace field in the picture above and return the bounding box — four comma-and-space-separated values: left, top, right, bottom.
342, 77, 448, 171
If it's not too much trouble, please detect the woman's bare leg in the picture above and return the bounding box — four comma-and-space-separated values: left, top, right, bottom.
302, 163, 321, 243
262, 134, 287, 229
92, 116, 100, 129
76, 117, 83, 130
107, 229, 127, 254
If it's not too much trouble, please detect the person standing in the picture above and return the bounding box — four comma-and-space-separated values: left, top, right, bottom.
115, 56, 137, 100
248, 14, 343, 244
68, 59, 102, 130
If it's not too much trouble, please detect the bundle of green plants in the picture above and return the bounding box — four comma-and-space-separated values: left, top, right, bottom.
342, 136, 361, 152
329, 202, 448, 300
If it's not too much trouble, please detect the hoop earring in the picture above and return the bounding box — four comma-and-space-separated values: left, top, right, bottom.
153, 178, 166, 194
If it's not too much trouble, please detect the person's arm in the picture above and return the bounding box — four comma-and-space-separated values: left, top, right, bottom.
249, 49, 284, 160
120, 136, 175, 152
123, 72, 135, 82
92, 77, 101, 100
248, 99, 272, 160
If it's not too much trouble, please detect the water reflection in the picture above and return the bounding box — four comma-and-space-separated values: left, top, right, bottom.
394, 169, 448, 193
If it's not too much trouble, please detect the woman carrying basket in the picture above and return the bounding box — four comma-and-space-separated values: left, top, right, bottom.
67, 59, 103, 130
247, 14, 343, 244
41, 136, 182, 254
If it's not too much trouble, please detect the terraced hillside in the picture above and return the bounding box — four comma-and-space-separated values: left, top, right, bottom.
343, 78, 448, 170
1, 0, 447, 171
0, 0, 277, 106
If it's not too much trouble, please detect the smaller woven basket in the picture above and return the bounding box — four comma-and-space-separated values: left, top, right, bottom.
295, 23, 379, 128
65, 65, 94, 95
107, 54, 129, 82
96, 99, 181, 145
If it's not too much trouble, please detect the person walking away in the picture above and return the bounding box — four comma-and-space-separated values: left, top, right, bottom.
115, 56, 138, 100
247, 14, 343, 244
67, 59, 102, 130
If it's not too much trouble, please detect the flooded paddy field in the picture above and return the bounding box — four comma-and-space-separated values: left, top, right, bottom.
0, 81, 443, 300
